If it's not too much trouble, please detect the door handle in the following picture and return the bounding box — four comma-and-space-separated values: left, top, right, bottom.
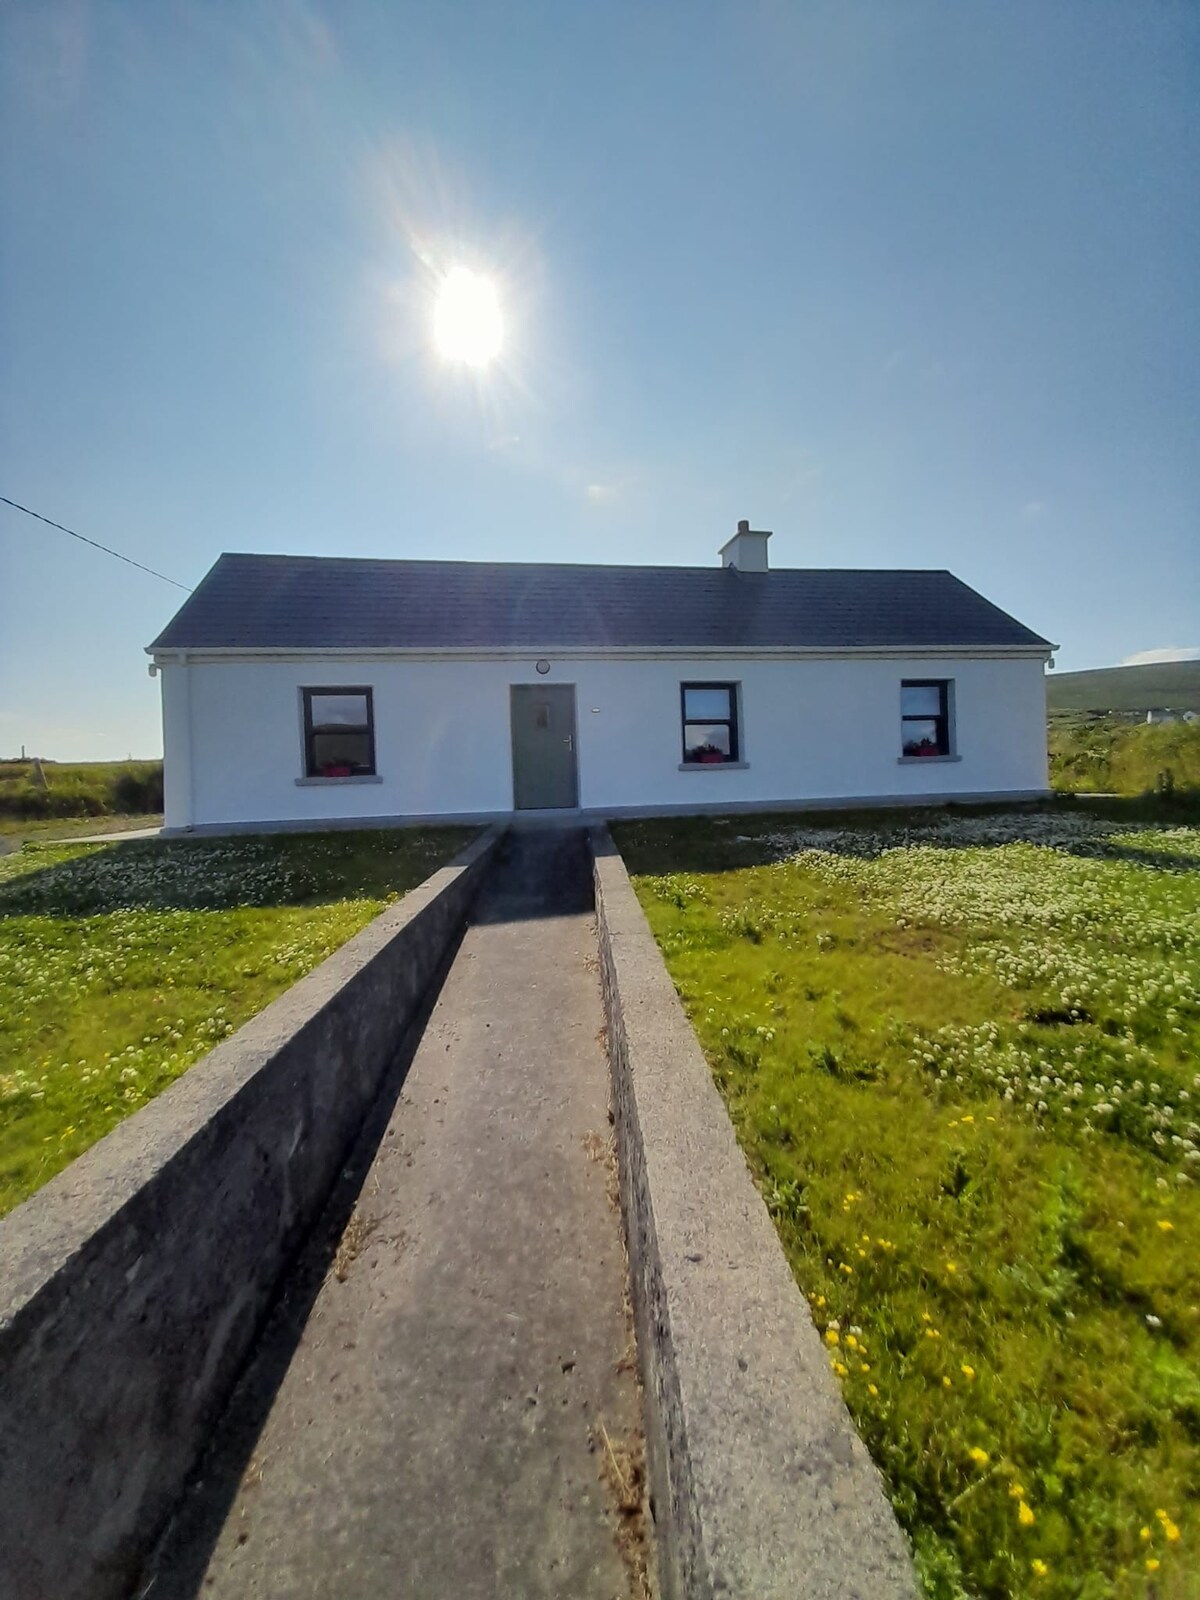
563, 735, 573, 750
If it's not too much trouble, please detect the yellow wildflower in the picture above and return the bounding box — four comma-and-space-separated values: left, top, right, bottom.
1156, 1219, 1174, 1232
1018, 1501, 1036, 1527
860, 1362, 870, 1373
925, 1327, 941, 1340
845, 1334, 858, 1350
815, 1295, 826, 1309
1031, 1559, 1048, 1578
825, 1328, 839, 1346
1146, 1558, 1160, 1572
961, 1364, 976, 1381
968, 1447, 989, 1467
1010, 1484, 1026, 1499
945, 1261, 958, 1274
942, 1376, 952, 1388
961, 1114, 974, 1124
1156, 1510, 1180, 1542
833, 1360, 848, 1377
867, 1383, 879, 1397
839, 1263, 854, 1275
921, 1311, 933, 1323
1140, 1526, 1152, 1542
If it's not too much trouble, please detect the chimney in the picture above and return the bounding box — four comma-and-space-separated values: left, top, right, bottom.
719, 518, 771, 572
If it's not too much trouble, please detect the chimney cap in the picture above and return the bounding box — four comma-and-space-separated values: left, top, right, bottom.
737, 518, 750, 534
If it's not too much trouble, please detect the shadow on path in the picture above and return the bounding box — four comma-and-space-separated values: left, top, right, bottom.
140, 828, 643, 1600
137, 931, 461, 1600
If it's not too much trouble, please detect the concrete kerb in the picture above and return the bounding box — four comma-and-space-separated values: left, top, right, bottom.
590, 826, 916, 1600
0, 825, 502, 1600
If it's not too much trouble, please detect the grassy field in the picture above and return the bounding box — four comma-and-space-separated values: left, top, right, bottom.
0, 826, 471, 1216
0, 758, 164, 821
0, 813, 162, 848
1046, 661, 1200, 716
1049, 717, 1200, 797
615, 807, 1199, 1600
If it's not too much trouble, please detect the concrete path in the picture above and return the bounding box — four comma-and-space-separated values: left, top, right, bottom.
70, 825, 162, 844
0, 824, 161, 855
144, 830, 647, 1600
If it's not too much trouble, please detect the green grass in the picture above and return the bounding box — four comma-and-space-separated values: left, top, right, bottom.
0, 812, 162, 846
1050, 717, 1200, 798
0, 759, 164, 821
0, 826, 472, 1216
1046, 661, 1200, 716
615, 808, 1200, 1600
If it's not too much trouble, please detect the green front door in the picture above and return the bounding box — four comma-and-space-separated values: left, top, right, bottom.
510, 684, 579, 810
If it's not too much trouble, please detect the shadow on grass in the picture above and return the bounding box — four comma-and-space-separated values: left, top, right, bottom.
612, 794, 1200, 879
0, 828, 476, 921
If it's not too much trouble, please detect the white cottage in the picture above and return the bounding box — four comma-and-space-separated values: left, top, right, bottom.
147, 523, 1055, 833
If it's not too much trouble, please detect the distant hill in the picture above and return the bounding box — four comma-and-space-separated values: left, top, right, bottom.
1046, 659, 1200, 714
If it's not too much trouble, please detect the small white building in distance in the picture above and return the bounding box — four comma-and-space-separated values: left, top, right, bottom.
1146, 709, 1197, 725
147, 522, 1056, 833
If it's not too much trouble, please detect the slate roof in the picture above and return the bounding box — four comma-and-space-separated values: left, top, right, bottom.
148, 553, 1053, 654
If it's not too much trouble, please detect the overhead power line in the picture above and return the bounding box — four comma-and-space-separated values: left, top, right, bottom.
0, 495, 193, 592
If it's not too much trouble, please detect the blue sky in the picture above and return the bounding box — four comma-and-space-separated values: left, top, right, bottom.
2, 1, 1197, 760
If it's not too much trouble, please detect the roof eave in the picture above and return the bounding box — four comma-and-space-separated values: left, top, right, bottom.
147, 641, 1056, 662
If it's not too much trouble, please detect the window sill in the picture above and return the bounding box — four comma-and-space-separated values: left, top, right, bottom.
295, 774, 383, 786
897, 755, 962, 765
678, 761, 750, 772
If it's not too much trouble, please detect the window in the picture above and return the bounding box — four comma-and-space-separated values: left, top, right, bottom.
681, 682, 739, 764
900, 680, 952, 757
302, 688, 376, 777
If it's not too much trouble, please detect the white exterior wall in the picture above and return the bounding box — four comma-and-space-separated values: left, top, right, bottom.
160, 654, 1049, 830
158, 662, 194, 829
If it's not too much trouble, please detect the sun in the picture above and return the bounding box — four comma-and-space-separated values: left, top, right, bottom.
433, 265, 503, 367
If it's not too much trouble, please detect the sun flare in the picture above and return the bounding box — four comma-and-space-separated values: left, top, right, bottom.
433, 265, 503, 367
